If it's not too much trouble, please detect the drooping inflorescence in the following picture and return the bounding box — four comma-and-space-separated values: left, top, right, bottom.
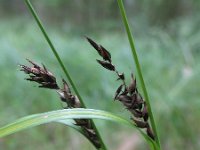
19, 59, 101, 148
86, 37, 155, 140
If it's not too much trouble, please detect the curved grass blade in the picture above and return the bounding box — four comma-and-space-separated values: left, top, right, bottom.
55, 119, 85, 135
58, 119, 157, 150
116, 0, 161, 149
0, 109, 156, 148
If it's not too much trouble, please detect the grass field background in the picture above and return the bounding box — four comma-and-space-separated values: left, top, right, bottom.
0, 1, 200, 149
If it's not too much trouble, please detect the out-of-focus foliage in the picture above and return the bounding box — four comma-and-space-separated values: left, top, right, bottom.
0, 0, 199, 27
0, 0, 200, 150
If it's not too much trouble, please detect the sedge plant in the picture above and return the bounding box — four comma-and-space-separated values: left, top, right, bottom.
0, 0, 161, 150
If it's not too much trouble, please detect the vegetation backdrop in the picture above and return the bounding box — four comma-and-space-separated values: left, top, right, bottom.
0, 0, 200, 150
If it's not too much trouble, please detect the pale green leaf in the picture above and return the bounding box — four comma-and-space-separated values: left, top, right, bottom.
0, 108, 157, 148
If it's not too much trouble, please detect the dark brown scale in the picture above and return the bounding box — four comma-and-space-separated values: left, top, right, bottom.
62, 79, 71, 94
86, 37, 111, 62
96, 59, 115, 71
142, 103, 149, 121
117, 95, 132, 103
131, 109, 143, 118
128, 73, 137, 95
114, 84, 124, 100
85, 37, 100, 53
132, 118, 148, 128
99, 45, 111, 62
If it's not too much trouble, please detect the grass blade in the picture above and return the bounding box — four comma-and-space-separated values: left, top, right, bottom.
24, 0, 107, 149
116, 0, 161, 149
0, 108, 156, 148
56, 119, 85, 134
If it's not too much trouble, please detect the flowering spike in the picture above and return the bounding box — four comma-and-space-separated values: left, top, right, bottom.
20, 59, 102, 148
88, 37, 156, 140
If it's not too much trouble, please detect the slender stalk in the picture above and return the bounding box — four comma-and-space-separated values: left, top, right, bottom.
116, 0, 161, 149
24, 0, 107, 149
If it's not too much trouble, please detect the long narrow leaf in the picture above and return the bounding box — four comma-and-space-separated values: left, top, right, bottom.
0, 109, 156, 148
55, 119, 85, 135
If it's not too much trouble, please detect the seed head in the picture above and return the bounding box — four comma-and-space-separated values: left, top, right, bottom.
19, 59, 59, 89
86, 37, 111, 62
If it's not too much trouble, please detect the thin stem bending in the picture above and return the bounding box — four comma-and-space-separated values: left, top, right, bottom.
19, 60, 101, 148
24, 0, 107, 149
86, 37, 155, 140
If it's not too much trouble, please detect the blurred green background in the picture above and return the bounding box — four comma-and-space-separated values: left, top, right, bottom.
0, 0, 200, 150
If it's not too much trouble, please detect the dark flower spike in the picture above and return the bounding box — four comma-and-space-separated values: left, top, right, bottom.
86, 36, 111, 62
58, 79, 82, 108
114, 84, 124, 100
96, 59, 115, 71
19, 60, 59, 89
20, 59, 101, 148
128, 73, 136, 95
87, 36, 155, 140
132, 118, 148, 128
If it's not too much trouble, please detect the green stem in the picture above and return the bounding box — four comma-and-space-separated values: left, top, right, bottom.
116, 0, 161, 149
24, 0, 107, 149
